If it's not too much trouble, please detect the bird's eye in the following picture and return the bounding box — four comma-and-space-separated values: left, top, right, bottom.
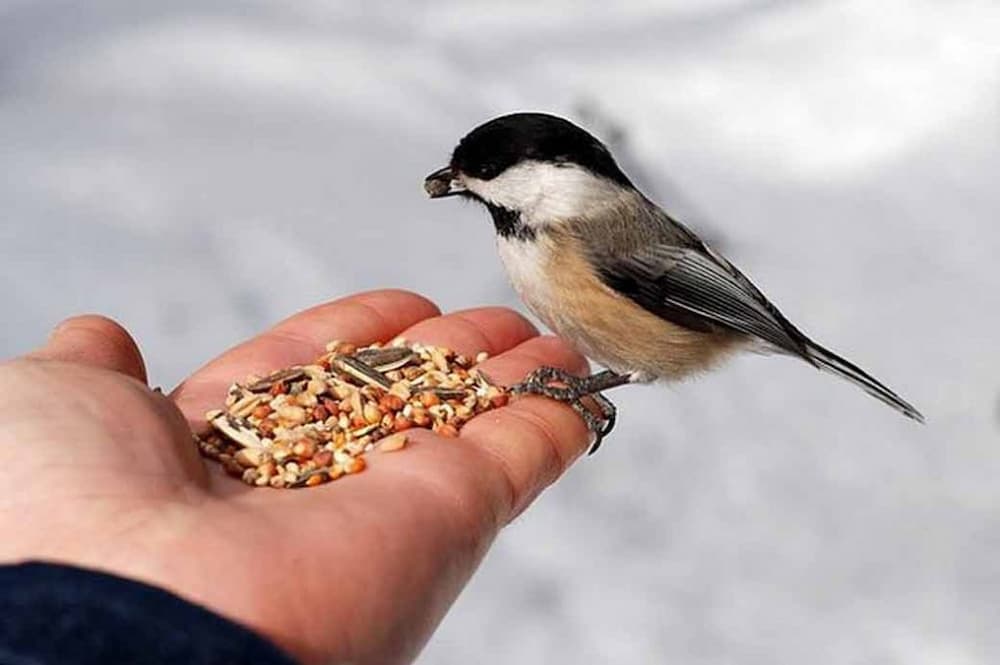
475, 163, 500, 180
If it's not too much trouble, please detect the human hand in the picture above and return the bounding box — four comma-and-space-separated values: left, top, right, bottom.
0, 290, 590, 664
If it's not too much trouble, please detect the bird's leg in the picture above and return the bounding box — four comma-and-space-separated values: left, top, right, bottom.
509, 368, 631, 454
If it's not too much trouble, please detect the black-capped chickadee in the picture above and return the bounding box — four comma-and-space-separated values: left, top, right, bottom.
425, 112, 923, 450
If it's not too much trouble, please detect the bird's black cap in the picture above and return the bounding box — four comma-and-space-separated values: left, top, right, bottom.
449, 112, 635, 188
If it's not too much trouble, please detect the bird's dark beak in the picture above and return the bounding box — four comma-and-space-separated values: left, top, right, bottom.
424, 166, 465, 199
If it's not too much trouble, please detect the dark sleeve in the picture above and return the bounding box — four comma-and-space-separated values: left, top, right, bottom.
0, 562, 298, 665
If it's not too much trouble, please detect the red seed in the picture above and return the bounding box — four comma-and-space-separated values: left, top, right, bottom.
437, 423, 459, 438
344, 457, 366, 474
379, 394, 406, 413
411, 408, 430, 427
251, 404, 273, 419
292, 439, 317, 461
489, 393, 510, 408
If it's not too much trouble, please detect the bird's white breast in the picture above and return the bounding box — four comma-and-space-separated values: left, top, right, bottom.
496, 236, 558, 331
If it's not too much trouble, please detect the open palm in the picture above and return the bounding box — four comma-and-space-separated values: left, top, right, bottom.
0, 290, 591, 665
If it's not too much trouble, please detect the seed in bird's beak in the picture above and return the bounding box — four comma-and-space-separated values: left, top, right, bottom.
424, 166, 465, 198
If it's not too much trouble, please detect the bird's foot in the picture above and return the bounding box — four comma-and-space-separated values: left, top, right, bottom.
510, 367, 626, 454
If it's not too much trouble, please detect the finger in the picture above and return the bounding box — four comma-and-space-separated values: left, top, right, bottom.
358, 309, 583, 526
462, 335, 592, 521
172, 289, 440, 423
399, 306, 539, 358
25, 315, 147, 383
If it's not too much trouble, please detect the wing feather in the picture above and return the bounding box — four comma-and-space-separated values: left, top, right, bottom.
597, 244, 810, 356
594, 237, 923, 421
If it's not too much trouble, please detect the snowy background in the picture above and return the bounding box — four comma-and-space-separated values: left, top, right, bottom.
2, 1, 999, 663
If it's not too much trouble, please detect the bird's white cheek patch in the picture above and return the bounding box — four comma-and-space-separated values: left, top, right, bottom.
465, 161, 620, 227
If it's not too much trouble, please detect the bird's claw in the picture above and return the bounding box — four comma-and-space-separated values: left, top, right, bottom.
510, 366, 618, 454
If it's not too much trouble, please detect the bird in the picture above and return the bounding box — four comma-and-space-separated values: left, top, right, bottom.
424, 112, 923, 451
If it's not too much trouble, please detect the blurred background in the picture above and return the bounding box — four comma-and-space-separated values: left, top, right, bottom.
2, 1, 998, 662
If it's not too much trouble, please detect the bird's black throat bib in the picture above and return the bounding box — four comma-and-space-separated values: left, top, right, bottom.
486, 203, 536, 242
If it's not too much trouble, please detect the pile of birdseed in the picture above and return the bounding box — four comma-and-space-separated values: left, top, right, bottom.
195, 339, 509, 489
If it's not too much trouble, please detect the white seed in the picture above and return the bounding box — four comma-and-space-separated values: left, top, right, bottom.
295, 391, 318, 408
379, 432, 407, 452
235, 448, 263, 467
277, 405, 307, 425
302, 365, 327, 380
331, 382, 353, 399
389, 381, 412, 401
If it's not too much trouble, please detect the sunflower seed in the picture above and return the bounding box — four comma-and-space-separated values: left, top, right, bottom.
333, 356, 393, 390
245, 368, 307, 393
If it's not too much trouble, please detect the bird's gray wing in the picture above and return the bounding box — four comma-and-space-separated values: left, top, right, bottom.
596, 235, 925, 422
596, 243, 811, 358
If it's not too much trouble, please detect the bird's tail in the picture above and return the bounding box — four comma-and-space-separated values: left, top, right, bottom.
804, 341, 925, 423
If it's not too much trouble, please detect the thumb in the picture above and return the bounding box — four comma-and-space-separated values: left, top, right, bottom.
26, 315, 148, 383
